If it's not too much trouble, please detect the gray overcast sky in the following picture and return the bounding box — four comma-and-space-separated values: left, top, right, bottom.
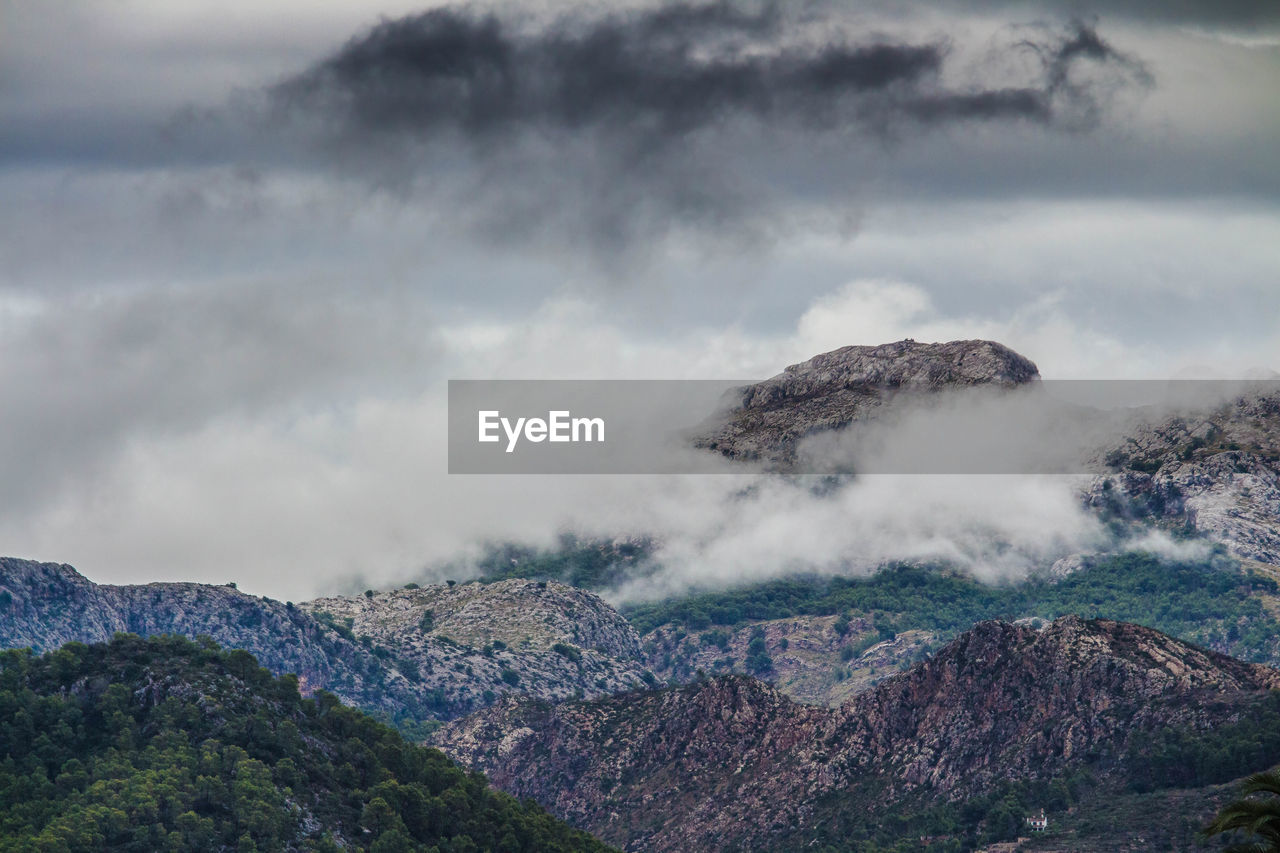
0, 0, 1277, 598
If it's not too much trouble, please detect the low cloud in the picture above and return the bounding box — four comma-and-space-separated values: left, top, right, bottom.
0, 279, 438, 513
1121, 529, 1216, 563
4, 273, 1272, 601
601, 473, 1110, 602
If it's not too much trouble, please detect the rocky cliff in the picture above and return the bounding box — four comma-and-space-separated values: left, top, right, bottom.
0, 558, 651, 724
693, 338, 1040, 466
1089, 390, 1280, 565
434, 616, 1280, 852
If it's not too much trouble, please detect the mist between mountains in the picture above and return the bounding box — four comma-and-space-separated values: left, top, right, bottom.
448, 379, 1280, 474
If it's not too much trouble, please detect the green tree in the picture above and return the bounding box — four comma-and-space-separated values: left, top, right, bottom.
1204, 770, 1280, 852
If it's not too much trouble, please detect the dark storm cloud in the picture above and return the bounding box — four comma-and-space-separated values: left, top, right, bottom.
900, 0, 1280, 28
275, 4, 1147, 142
262, 3, 1151, 249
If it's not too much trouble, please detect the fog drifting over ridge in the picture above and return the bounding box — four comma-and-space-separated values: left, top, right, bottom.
418, 372, 1257, 604
0, 1, 1277, 598
601, 474, 1113, 603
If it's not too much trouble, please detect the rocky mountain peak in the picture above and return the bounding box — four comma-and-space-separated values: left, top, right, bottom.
778, 338, 1039, 388
1087, 389, 1280, 565
869, 613, 1280, 714
694, 338, 1040, 465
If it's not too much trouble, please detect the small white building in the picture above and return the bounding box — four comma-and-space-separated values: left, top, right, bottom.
1025, 809, 1048, 832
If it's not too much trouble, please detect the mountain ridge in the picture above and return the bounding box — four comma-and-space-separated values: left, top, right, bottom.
0, 557, 652, 727
433, 615, 1280, 851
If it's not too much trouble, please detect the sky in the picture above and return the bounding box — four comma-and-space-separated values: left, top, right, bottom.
1, 0, 1278, 599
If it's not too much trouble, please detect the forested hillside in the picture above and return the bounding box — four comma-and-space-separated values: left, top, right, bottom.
0, 634, 616, 853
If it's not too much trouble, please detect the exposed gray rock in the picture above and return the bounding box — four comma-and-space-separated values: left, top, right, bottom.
302, 580, 652, 709
692, 338, 1040, 467
307, 580, 643, 660
1048, 553, 1093, 580
1087, 392, 1280, 565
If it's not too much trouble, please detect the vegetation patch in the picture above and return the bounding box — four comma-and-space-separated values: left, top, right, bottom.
623, 553, 1280, 666
0, 634, 615, 853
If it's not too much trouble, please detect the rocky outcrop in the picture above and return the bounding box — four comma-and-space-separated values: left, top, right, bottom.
643, 614, 939, 706
1089, 391, 1280, 564
434, 616, 1280, 852
690, 338, 1280, 562
301, 580, 652, 710
305, 580, 643, 660
0, 558, 652, 723
692, 339, 1040, 466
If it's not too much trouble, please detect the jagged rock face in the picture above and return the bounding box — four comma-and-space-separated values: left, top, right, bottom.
433, 616, 1280, 852
433, 676, 827, 852
693, 339, 1040, 466
1088, 392, 1280, 564
0, 559, 354, 702
0, 559, 651, 722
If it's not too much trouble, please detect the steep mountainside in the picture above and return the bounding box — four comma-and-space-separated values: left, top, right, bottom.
0, 558, 651, 727
435, 617, 1280, 852
0, 634, 616, 852
1090, 391, 1280, 565
692, 339, 1040, 466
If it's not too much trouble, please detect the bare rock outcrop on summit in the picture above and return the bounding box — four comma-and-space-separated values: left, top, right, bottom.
305, 580, 643, 661
434, 616, 1280, 852
693, 338, 1040, 466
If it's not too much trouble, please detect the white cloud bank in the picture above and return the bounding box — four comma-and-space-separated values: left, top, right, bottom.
4, 276, 1247, 601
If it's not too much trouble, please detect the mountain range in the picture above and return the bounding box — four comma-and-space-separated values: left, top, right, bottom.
0, 558, 652, 732
434, 616, 1280, 851
4, 339, 1280, 851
